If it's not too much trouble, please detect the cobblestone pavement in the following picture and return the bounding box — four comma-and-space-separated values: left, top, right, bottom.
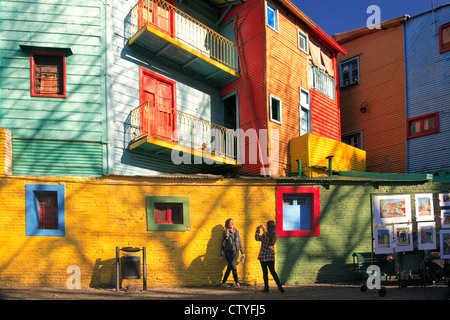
0, 283, 448, 300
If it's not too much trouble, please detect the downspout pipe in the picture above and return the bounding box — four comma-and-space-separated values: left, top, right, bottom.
296, 159, 302, 176
326, 156, 334, 177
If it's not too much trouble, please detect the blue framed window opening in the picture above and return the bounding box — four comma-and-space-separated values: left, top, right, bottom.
266, 2, 279, 32
339, 56, 359, 87
26, 184, 65, 236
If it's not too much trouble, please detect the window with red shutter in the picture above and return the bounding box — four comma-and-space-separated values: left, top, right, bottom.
31, 51, 66, 98
36, 192, 58, 230
155, 203, 183, 225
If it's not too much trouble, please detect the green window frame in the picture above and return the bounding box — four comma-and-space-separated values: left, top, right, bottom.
146, 196, 190, 231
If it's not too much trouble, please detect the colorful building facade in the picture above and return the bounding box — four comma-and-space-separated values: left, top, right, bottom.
6, 1, 449, 290
335, 4, 450, 175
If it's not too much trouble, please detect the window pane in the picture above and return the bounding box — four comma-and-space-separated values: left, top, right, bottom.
271, 97, 280, 122
409, 120, 420, 136
423, 117, 435, 132
34, 54, 64, 95
36, 191, 58, 229
442, 26, 450, 51
267, 7, 275, 29
282, 196, 311, 231
171, 205, 183, 224
155, 205, 168, 223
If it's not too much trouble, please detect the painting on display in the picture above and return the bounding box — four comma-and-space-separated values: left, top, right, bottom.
414, 193, 434, 222
417, 222, 436, 250
374, 195, 411, 224
440, 230, 450, 259
439, 193, 450, 207
375, 225, 393, 254
441, 209, 450, 228
394, 224, 413, 252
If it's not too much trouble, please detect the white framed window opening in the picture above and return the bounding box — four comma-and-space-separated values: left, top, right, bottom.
269, 94, 282, 124
299, 88, 310, 136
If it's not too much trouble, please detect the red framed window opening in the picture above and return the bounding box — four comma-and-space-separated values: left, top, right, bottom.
439, 22, 450, 54
407, 113, 439, 139
276, 186, 320, 237
31, 51, 66, 98
155, 203, 183, 224
36, 191, 58, 230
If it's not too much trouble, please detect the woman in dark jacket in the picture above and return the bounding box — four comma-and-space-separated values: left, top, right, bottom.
220, 218, 245, 288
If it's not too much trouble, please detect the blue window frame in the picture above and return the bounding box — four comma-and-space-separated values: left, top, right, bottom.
339, 56, 359, 87
26, 184, 65, 236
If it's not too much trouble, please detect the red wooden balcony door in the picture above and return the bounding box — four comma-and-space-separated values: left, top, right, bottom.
139, 0, 175, 36
140, 68, 176, 141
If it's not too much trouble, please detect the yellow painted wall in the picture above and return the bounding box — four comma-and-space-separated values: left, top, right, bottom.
0, 175, 276, 288
290, 133, 366, 177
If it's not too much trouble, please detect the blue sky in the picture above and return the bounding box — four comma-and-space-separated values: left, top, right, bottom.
291, 0, 450, 36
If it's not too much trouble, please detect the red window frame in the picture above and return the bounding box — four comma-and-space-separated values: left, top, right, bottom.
155, 203, 183, 224
439, 22, 450, 54
31, 50, 66, 98
276, 186, 320, 237
407, 112, 439, 139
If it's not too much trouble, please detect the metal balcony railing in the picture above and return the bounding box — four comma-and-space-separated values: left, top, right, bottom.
130, 101, 238, 160
129, 0, 238, 72
309, 64, 336, 100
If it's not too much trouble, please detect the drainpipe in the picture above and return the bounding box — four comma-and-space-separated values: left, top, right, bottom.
326, 156, 334, 176
296, 159, 302, 176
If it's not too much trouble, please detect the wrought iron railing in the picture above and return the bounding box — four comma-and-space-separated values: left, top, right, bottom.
309, 64, 335, 100
129, 0, 238, 72
130, 101, 238, 160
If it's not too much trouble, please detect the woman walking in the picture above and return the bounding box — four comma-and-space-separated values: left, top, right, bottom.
220, 218, 245, 288
255, 221, 284, 293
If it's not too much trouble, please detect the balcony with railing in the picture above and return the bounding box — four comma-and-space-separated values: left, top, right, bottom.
127, 0, 239, 86
309, 64, 336, 100
129, 101, 238, 166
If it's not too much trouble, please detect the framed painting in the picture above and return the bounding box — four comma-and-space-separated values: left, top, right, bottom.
417, 222, 436, 250
438, 193, 450, 207
415, 193, 434, 222
394, 224, 413, 252
440, 230, 450, 259
441, 209, 450, 228
374, 194, 411, 224
375, 225, 393, 254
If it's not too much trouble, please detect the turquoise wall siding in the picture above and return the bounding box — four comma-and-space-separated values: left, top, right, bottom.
108, 0, 229, 176
0, 0, 108, 177
404, 5, 450, 173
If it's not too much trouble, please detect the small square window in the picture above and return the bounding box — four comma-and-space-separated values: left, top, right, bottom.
277, 186, 320, 237
266, 2, 279, 32
147, 196, 190, 231
26, 184, 65, 236
269, 94, 282, 124
407, 113, 439, 139
439, 22, 450, 54
298, 30, 308, 53
31, 51, 66, 98
339, 57, 359, 87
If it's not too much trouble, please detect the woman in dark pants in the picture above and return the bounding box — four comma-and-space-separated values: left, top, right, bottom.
220, 218, 245, 288
255, 221, 284, 293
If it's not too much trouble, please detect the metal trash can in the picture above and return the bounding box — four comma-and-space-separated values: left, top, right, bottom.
121, 254, 141, 279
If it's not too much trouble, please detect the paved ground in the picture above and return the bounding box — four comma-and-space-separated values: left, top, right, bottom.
0, 283, 448, 300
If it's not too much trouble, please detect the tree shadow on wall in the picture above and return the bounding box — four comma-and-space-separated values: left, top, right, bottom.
186, 224, 227, 286
89, 258, 116, 288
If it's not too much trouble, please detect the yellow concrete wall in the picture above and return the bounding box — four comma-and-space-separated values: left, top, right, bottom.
290, 133, 366, 177
0, 175, 276, 288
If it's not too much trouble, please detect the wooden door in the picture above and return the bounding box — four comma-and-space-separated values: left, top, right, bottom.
139, 0, 174, 36
140, 69, 176, 141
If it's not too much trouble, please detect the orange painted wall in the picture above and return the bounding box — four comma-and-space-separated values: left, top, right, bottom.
337, 24, 407, 173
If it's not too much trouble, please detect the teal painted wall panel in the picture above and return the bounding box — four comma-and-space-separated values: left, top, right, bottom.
0, 0, 108, 176
13, 140, 103, 177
